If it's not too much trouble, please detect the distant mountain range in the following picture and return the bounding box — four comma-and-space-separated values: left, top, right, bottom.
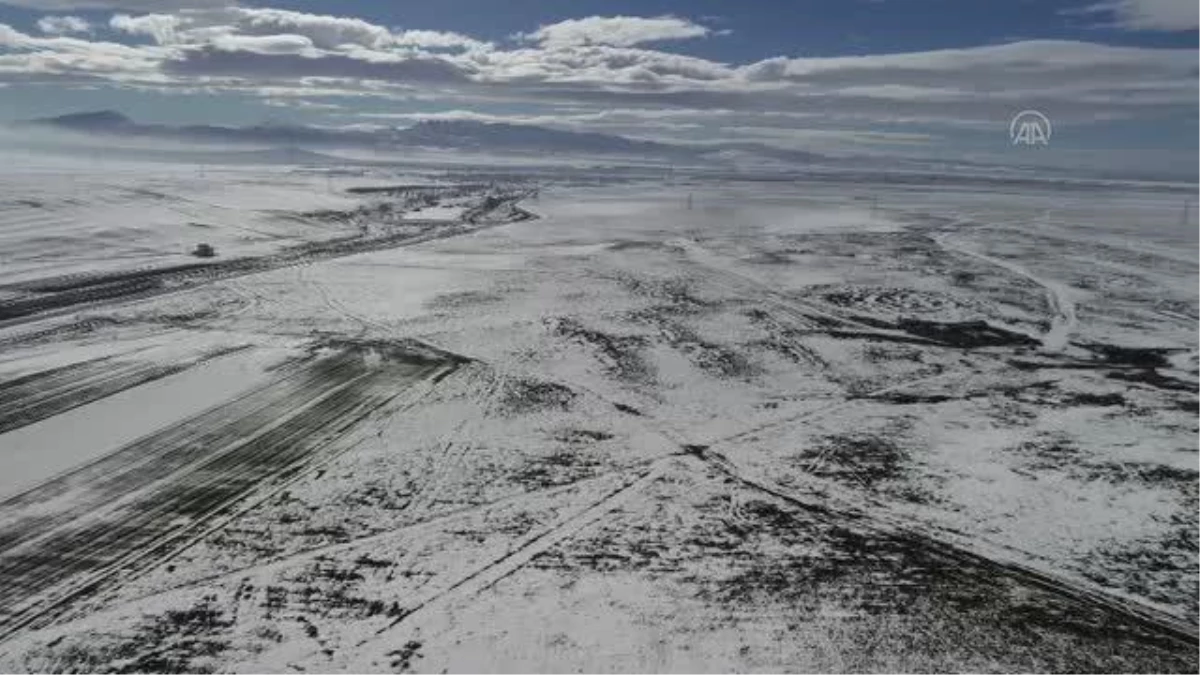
24, 110, 1185, 183
22, 110, 826, 166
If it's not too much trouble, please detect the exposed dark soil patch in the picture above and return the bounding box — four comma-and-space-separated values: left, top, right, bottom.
743, 307, 827, 367
151, 308, 227, 325
819, 286, 978, 318
607, 240, 662, 252
1075, 461, 1199, 487
629, 311, 758, 379
533, 478, 1197, 671
301, 198, 432, 228
896, 318, 1040, 349
695, 498, 1196, 669
862, 343, 926, 364
1011, 434, 1084, 473
554, 428, 614, 444
425, 289, 503, 312
510, 448, 602, 489
612, 402, 644, 416
617, 276, 715, 314
747, 337, 825, 367
744, 250, 793, 265
388, 640, 425, 671
1107, 369, 1198, 393
338, 480, 414, 512
499, 377, 576, 415
697, 499, 969, 610
1077, 342, 1176, 369
281, 573, 408, 622
867, 391, 957, 404
795, 433, 910, 488
823, 329, 946, 347
1172, 398, 1199, 413
346, 184, 482, 195
1006, 357, 1199, 394
549, 317, 653, 383
299, 525, 353, 543
26, 599, 234, 673
1063, 391, 1127, 406
1081, 520, 1199, 619
862, 378, 1070, 406
667, 327, 756, 379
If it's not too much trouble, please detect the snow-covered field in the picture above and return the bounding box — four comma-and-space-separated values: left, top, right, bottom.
0, 157, 1195, 672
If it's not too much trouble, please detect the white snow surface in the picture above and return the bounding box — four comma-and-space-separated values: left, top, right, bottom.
0, 160, 1195, 672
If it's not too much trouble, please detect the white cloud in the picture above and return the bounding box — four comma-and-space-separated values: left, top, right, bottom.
7, 15, 1195, 120
215, 7, 391, 50
36, 15, 91, 35
108, 7, 488, 53
109, 13, 184, 44
210, 33, 312, 55
392, 29, 489, 52
0, 7, 1195, 168
1079, 0, 1199, 31
0, 24, 166, 83
2, 0, 228, 8
519, 15, 711, 48
263, 97, 340, 110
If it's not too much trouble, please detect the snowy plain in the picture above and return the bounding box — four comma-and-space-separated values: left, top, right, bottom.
0, 152, 1195, 672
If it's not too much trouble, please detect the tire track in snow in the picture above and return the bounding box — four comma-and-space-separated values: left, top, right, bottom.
686, 444, 1198, 650
337, 456, 677, 672
0, 345, 461, 641
0, 344, 250, 436
403, 366, 503, 518
935, 233, 1077, 352
0, 349, 361, 551
55, 462, 658, 629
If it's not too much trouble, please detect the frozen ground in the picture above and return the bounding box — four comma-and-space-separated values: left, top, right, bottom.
0, 158, 1195, 672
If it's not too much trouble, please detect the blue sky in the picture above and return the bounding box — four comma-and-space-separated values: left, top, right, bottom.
0, 0, 1195, 175
3, 1, 1197, 58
